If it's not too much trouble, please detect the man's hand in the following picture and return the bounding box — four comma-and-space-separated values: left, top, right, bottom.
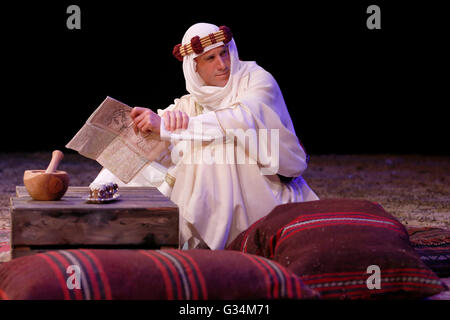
130, 107, 189, 135
130, 107, 161, 134
162, 110, 189, 132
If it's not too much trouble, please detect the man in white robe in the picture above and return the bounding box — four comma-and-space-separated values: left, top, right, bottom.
92, 23, 319, 250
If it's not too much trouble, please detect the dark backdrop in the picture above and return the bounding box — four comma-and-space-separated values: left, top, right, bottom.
2, 1, 448, 155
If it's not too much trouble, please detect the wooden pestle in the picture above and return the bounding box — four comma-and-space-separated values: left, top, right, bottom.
45, 150, 64, 174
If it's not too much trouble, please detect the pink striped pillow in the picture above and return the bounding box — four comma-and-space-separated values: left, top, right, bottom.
227, 199, 448, 299
0, 249, 318, 300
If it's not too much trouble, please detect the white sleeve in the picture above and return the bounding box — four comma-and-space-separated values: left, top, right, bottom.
159, 111, 225, 142
92, 163, 166, 187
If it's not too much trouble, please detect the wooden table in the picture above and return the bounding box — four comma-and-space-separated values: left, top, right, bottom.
10, 186, 179, 258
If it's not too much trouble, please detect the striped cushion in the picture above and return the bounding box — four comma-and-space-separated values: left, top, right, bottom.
226, 199, 447, 299
0, 249, 318, 300
407, 227, 450, 277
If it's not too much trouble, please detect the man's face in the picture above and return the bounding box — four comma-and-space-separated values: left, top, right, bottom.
194, 45, 231, 87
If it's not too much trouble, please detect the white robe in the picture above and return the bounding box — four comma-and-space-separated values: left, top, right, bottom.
93, 64, 319, 250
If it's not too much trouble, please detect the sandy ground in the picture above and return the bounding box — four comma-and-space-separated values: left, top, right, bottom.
1, 152, 449, 232
303, 154, 450, 228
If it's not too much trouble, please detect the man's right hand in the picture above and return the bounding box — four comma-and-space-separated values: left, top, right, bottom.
130, 107, 161, 134
130, 107, 189, 135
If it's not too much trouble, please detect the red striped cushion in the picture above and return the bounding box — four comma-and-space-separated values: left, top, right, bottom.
0, 249, 318, 300
407, 226, 450, 277
226, 199, 448, 299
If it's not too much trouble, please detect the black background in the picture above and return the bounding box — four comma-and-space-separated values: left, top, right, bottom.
2, 0, 448, 154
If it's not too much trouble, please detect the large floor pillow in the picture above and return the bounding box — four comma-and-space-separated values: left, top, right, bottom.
407, 226, 450, 277
0, 249, 318, 300
227, 199, 447, 299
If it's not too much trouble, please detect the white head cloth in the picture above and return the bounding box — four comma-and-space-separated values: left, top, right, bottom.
181, 23, 254, 110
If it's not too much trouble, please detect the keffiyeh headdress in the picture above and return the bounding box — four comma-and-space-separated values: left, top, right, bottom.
172, 23, 253, 110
